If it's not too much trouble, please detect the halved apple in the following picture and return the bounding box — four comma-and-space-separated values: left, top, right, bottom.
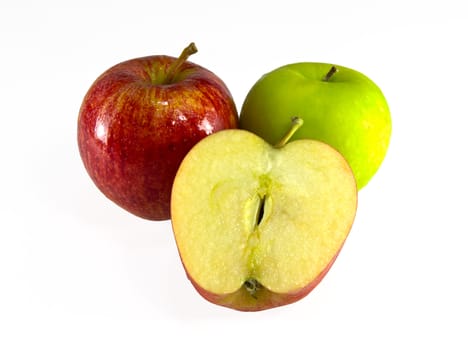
171, 118, 358, 311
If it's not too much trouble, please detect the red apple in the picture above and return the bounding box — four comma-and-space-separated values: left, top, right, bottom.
77, 43, 238, 220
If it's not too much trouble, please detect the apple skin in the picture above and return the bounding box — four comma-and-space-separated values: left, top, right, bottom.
78, 55, 238, 220
184, 246, 343, 312
239, 63, 391, 189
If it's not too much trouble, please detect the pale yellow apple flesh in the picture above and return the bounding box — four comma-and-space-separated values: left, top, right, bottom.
171, 128, 357, 311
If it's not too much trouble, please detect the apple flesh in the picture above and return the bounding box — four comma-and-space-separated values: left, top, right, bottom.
171, 118, 357, 311
239, 62, 391, 189
78, 43, 238, 220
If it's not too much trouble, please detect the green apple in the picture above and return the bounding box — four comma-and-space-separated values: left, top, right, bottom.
171, 118, 357, 311
239, 63, 391, 189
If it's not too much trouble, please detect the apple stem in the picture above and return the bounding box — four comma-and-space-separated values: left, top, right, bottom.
164, 42, 198, 84
322, 65, 338, 82
274, 117, 304, 148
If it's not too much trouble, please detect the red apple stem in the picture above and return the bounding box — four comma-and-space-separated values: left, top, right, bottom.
274, 117, 304, 148
164, 42, 198, 84
323, 65, 338, 82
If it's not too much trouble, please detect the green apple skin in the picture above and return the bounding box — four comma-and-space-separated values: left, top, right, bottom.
239, 63, 391, 189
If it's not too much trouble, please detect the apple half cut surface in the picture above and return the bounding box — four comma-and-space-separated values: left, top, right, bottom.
171, 118, 358, 311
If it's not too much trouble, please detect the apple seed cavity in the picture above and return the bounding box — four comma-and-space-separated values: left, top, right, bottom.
256, 195, 266, 226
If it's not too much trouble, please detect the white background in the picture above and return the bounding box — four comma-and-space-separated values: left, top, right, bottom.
1, 0, 467, 348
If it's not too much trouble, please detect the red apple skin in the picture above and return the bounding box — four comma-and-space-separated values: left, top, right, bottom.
184, 247, 343, 312
77, 55, 238, 220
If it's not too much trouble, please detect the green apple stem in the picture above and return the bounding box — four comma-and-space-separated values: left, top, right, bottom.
274, 116, 304, 148
322, 65, 338, 82
164, 42, 198, 84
